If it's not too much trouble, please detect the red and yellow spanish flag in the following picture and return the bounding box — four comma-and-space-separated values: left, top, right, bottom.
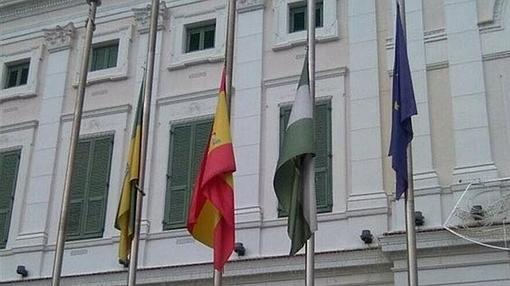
187, 70, 236, 271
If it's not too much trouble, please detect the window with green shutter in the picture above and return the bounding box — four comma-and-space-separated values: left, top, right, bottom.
163, 119, 213, 230
278, 100, 332, 216
66, 135, 113, 241
90, 41, 119, 72
0, 149, 21, 249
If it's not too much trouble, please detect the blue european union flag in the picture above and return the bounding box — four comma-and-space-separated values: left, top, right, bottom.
389, 4, 417, 200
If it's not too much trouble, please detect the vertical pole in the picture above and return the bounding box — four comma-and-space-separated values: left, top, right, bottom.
51, 1, 100, 285
399, 0, 418, 285
225, 0, 237, 110
306, 0, 316, 285
127, 1, 159, 285
305, 235, 315, 286
214, 1, 236, 285
214, 270, 223, 286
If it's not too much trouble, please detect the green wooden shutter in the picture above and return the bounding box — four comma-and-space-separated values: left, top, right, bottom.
164, 119, 212, 230
278, 100, 332, 217
278, 107, 292, 217
314, 102, 332, 213
67, 141, 91, 240
83, 136, 113, 238
164, 124, 192, 229
67, 136, 113, 241
191, 121, 213, 187
0, 150, 21, 249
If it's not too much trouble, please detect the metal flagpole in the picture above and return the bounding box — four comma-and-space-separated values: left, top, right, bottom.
225, 0, 236, 110
306, 0, 316, 285
127, 0, 159, 285
214, 0, 236, 285
51, 1, 101, 285
398, 0, 419, 285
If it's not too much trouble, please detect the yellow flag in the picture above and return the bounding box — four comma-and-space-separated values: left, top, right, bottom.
114, 83, 143, 266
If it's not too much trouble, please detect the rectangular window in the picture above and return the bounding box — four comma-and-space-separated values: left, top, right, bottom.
185, 22, 216, 53
4, 61, 30, 89
0, 149, 21, 249
279, 100, 332, 216
66, 135, 113, 241
289, 1, 324, 33
90, 41, 119, 72
163, 119, 212, 230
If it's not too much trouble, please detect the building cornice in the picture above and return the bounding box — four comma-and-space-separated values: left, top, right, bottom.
0, 248, 390, 285
379, 226, 510, 254
0, 0, 83, 24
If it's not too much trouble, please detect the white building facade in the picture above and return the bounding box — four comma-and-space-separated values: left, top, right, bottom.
0, 0, 509, 285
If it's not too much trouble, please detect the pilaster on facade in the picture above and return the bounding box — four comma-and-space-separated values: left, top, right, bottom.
233, 0, 265, 256
347, 0, 387, 211
444, 0, 498, 183
15, 23, 75, 249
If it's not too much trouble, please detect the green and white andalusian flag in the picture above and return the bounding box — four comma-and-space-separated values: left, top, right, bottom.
274, 57, 317, 255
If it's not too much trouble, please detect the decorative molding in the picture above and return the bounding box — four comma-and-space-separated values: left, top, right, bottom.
43, 22, 75, 52
237, 0, 265, 13
482, 50, 510, 61
132, 1, 169, 33
0, 0, 82, 23
424, 28, 447, 43
380, 226, 510, 253
479, 0, 506, 33
386, 29, 447, 50
263, 67, 347, 89
0, 248, 390, 285
157, 88, 218, 107
426, 61, 449, 71
0, 120, 38, 134
61, 104, 131, 122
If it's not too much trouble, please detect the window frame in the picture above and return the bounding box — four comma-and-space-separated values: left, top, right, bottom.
0, 46, 42, 102
73, 25, 133, 86
272, 0, 338, 50
278, 100, 332, 216
288, 1, 324, 33
185, 21, 216, 53
167, 6, 226, 70
89, 41, 119, 72
4, 60, 30, 89
163, 118, 213, 230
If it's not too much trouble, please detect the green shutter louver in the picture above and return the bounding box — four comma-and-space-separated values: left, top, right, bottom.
314, 102, 332, 212
278, 100, 332, 217
67, 141, 90, 239
84, 137, 113, 237
164, 119, 212, 230
164, 125, 192, 229
67, 135, 113, 241
0, 150, 21, 249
